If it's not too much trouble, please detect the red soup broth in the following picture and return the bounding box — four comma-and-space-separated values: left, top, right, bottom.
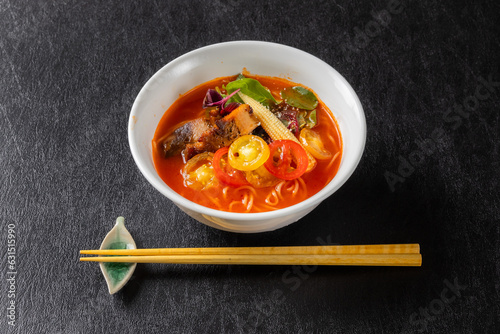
152, 74, 343, 213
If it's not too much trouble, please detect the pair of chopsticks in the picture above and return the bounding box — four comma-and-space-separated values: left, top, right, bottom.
80, 244, 421, 267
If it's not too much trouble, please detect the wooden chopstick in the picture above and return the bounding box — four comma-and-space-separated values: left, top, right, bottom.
80, 253, 422, 266
79, 244, 421, 267
80, 244, 420, 256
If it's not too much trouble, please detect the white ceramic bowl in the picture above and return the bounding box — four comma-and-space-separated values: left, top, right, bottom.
129, 41, 366, 233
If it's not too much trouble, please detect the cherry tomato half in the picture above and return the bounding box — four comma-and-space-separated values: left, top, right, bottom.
228, 135, 270, 171
213, 147, 250, 187
182, 152, 217, 190
245, 165, 281, 188
264, 140, 308, 180
299, 128, 332, 160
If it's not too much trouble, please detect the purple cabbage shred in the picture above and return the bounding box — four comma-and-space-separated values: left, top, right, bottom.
202, 89, 241, 115
278, 110, 299, 135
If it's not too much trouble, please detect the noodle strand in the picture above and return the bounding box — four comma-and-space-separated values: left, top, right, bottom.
265, 190, 279, 206
327, 134, 339, 151
246, 193, 254, 212
326, 151, 340, 170
229, 200, 243, 212
226, 188, 256, 213
297, 177, 307, 197
235, 185, 257, 196
275, 181, 286, 200
205, 195, 221, 208
291, 179, 299, 195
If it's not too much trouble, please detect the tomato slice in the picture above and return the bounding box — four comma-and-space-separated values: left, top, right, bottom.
245, 165, 281, 188
228, 135, 270, 171
182, 152, 217, 190
213, 147, 250, 187
264, 140, 308, 180
299, 128, 332, 160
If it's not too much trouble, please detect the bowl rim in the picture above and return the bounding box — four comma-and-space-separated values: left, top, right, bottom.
129, 40, 366, 221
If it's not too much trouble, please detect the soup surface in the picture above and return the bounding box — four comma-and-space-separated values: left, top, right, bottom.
152, 74, 342, 213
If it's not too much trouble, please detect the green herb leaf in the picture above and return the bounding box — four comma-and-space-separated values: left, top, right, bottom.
297, 111, 306, 129
280, 86, 318, 110
225, 78, 277, 107
305, 109, 317, 128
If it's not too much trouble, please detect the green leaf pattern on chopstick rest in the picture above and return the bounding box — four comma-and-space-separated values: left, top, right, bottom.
102, 242, 133, 285
99, 217, 137, 294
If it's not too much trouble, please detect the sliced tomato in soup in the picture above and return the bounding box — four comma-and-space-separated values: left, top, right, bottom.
264, 140, 308, 180
213, 147, 250, 187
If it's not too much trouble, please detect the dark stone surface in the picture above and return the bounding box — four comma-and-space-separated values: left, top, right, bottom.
1, 0, 498, 333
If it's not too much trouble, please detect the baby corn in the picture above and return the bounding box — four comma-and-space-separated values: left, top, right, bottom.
238, 92, 317, 172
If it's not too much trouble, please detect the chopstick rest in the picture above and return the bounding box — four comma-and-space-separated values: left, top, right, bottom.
95, 217, 137, 294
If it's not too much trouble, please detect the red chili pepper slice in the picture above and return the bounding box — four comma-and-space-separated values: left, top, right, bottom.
264, 140, 308, 180
213, 147, 250, 187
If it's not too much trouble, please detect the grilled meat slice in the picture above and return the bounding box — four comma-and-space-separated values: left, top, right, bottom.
220, 104, 259, 135
157, 118, 211, 158
158, 104, 260, 162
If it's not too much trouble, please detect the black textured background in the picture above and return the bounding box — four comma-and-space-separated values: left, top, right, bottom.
1, 0, 499, 333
